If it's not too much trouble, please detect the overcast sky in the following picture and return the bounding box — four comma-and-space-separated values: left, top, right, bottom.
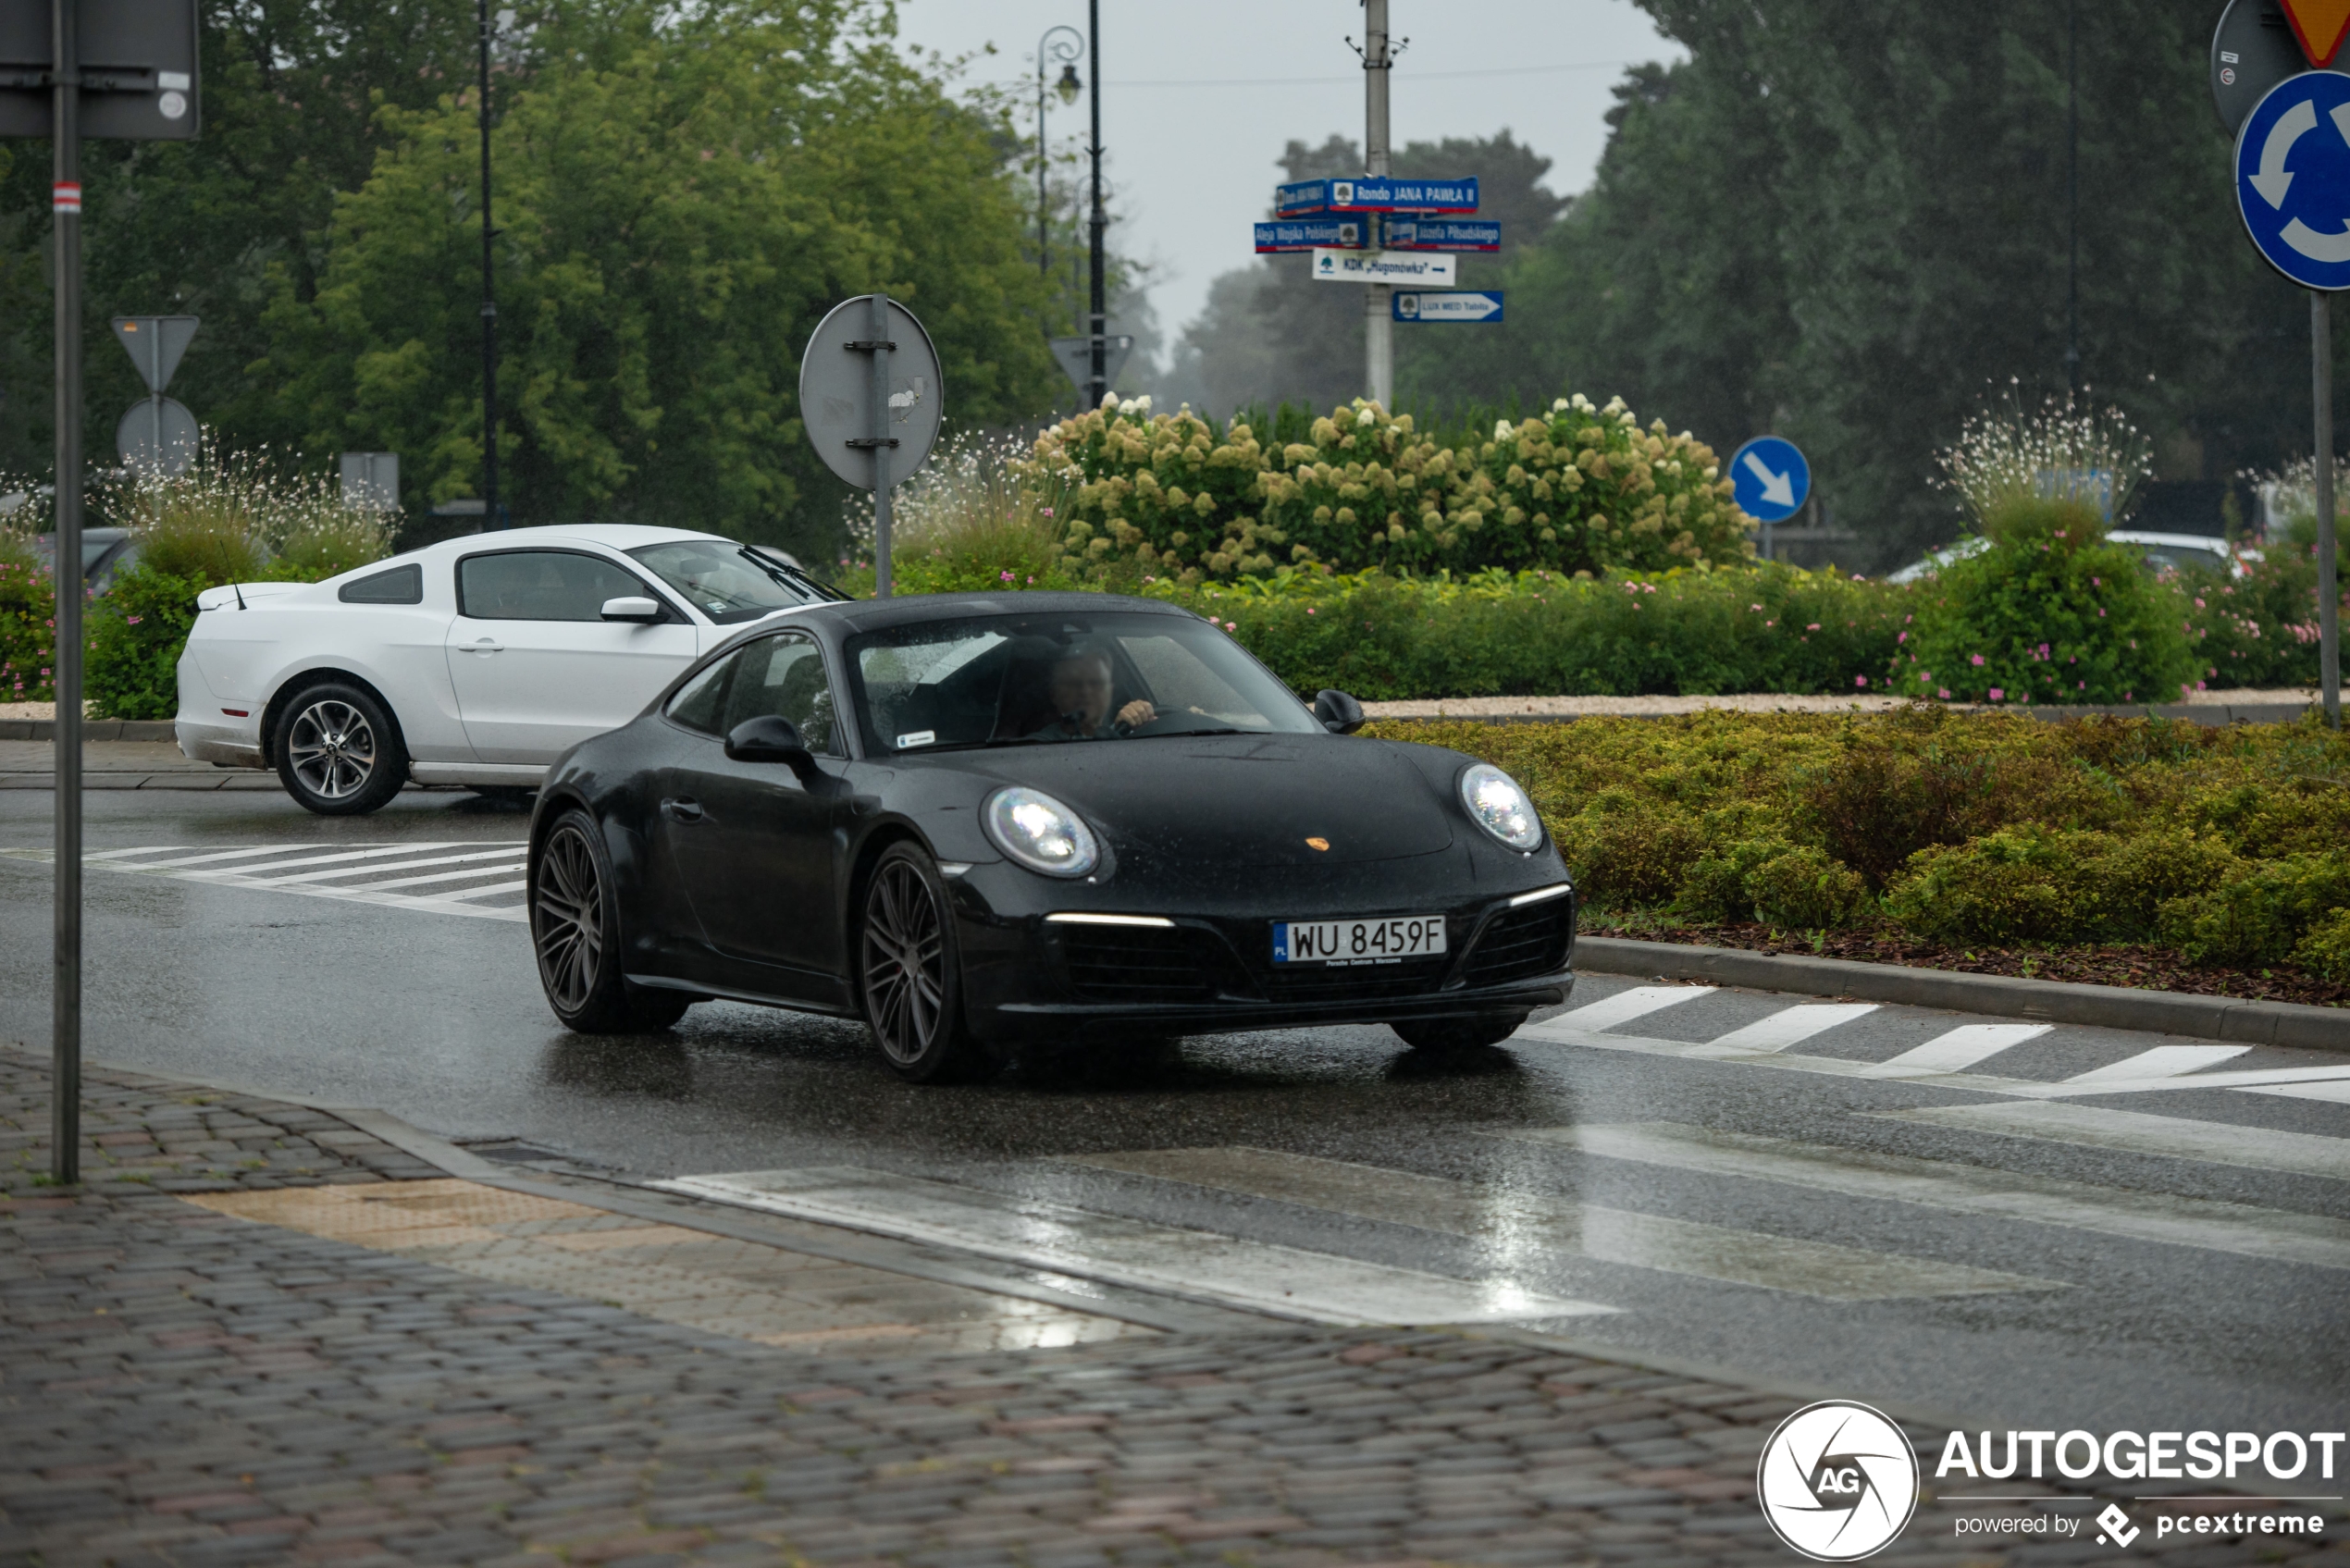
894, 1, 1686, 345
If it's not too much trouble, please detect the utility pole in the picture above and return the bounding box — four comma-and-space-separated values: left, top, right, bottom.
1363, 0, 1393, 410
50, 0, 83, 1186
2065, 0, 2080, 399
477, 0, 501, 526
1086, 0, 1107, 411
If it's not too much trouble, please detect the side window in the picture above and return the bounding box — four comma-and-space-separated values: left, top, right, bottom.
721, 634, 842, 755
339, 563, 423, 605
665, 654, 736, 736
458, 550, 653, 622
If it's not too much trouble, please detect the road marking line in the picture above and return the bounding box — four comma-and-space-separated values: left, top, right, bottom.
1861, 1024, 2051, 1078
653, 1166, 1617, 1327
1498, 1123, 2350, 1271
1062, 1145, 2060, 1301
118, 843, 462, 871
334, 864, 528, 894
1698, 1003, 1878, 1055
1514, 1019, 2350, 1102
425, 880, 528, 902
2238, 1080, 2350, 1105
1544, 985, 1715, 1031
2064, 1045, 2252, 1085
0, 845, 530, 922
247, 848, 525, 886
1871, 1102, 2350, 1182
197, 844, 508, 879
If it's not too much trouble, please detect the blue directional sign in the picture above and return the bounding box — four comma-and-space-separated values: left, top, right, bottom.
1393, 291, 1503, 323
1275, 176, 1479, 216
1383, 219, 1502, 252
1729, 437, 1810, 523
2235, 71, 2350, 290
1254, 219, 1367, 253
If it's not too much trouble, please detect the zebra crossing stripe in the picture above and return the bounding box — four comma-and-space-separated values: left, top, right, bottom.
654, 1167, 1616, 1327
1063, 1145, 2061, 1301
1503, 1122, 2350, 1272
2239, 1080, 2350, 1105
1543, 984, 1714, 1031
1696, 1003, 1878, 1056
1860, 1024, 2051, 1078
0, 844, 531, 923
1874, 1102, 2350, 1182
2064, 1045, 2252, 1085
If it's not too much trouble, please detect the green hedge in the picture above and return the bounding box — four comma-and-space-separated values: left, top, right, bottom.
0, 537, 55, 704
1379, 709, 2350, 980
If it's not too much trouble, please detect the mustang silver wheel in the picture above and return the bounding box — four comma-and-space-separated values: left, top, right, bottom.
535, 821, 604, 1014
286, 698, 377, 800
864, 858, 946, 1067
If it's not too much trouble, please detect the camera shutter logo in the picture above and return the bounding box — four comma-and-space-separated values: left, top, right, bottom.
1756, 1401, 1920, 1562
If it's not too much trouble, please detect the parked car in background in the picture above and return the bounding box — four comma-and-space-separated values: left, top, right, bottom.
24, 526, 142, 593
175, 525, 847, 815
1884, 530, 2260, 584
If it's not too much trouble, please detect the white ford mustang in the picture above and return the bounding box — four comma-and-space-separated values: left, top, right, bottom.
175, 524, 846, 815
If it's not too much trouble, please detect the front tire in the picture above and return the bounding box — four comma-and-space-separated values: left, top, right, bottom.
274, 682, 408, 816
859, 843, 989, 1082
532, 809, 692, 1033
1391, 1011, 1528, 1053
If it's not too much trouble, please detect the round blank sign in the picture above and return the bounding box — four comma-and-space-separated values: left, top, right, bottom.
116, 395, 200, 475
798, 295, 945, 492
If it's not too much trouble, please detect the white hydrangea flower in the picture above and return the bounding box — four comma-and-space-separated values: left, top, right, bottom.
1131, 394, 1152, 413
1356, 407, 1378, 427
1571, 393, 1593, 412
1102, 391, 1121, 411
1552, 398, 1570, 412
1493, 419, 1513, 440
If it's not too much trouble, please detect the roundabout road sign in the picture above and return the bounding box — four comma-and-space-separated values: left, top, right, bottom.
2236, 69, 2350, 290
1728, 436, 1810, 525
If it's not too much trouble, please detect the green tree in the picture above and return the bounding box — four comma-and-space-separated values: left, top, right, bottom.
252, 1, 1060, 554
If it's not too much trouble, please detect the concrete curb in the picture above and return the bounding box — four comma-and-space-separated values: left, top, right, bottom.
1576, 934, 2350, 1048
0, 718, 178, 741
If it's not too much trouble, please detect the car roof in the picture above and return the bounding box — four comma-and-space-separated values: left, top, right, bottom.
776, 591, 1200, 635
2106, 530, 2234, 550
398, 523, 734, 560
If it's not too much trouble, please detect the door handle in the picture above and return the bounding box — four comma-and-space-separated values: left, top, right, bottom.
661, 796, 703, 823
468, 637, 502, 655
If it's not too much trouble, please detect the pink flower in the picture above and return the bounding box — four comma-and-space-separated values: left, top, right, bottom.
1897, 631, 1908, 643
1041, 507, 1056, 518
2077, 681, 2085, 690
2091, 577, 2100, 586
1806, 623, 1821, 631
1855, 674, 1868, 687
1750, 603, 1763, 612
1971, 653, 1985, 666
2097, 607, 2105, 616
127, 615, 142, 624
1225, 621, 1237, 632
1000, 571, 1015, 581
1988, 687, 2004, 701
1306, 607, 1316, 614
2194, 597, 2205, 609
2055, 529, 2068, 538
1937, 686, 1952, 699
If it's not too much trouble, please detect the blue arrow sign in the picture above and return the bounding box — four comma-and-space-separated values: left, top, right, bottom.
2236, 71, 2350, 290
1393, 291, 1503, 323
1254, 219, 1367, 253
1383, 219, 1502, 252
1275, 176, 1479, 216
1729, 437, 1810, 523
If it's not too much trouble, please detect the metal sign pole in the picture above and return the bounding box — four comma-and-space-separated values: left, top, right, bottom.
868, 293, 894, 599
2320, 290, 2344, 729
1362, 0, 1392, 409
50, 0, 83, 1185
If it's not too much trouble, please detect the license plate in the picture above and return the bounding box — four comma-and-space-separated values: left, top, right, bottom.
1272, 916, 1447, 965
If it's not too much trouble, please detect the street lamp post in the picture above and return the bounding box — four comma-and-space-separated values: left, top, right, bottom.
1085, 0, 1107, 411
1036, 26, 1083, 293
477, 0, 501, 528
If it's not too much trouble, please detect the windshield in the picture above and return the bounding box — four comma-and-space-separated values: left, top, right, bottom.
847, 610, 1322, 755
626, 540, 835, 623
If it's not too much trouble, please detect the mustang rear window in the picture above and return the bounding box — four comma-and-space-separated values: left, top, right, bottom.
338, 563, 423, 605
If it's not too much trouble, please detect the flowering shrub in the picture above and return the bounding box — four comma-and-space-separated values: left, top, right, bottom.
1023, 392, 1752, 582
2172, 535, 2341, 690
0, 529, 56, 704
1892, 503, 2196, 705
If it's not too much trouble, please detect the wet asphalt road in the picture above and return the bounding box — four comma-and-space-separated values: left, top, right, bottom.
3, 786, 2347, 1442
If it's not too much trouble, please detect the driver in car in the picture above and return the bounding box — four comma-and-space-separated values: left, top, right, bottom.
1029, 646, 1157, 739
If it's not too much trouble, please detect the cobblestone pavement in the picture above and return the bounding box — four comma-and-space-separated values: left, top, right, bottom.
4, 1051, 2340, 1568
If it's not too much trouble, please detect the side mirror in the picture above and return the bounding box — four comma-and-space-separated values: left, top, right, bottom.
600, 595, 663, 623
1314, 688, 1367, 735
725, 714, 819, 780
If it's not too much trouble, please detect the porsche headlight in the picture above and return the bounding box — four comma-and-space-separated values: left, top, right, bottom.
1459, 763, 1543, 851
983, 786, 1100, 877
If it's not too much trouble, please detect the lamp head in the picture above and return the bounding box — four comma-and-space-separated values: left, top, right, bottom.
1055, 63, 1082, 105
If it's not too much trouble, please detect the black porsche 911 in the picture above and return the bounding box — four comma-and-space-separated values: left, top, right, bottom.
525, 591, 1577, 1080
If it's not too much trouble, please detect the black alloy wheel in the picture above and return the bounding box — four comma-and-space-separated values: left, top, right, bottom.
273, 682, 408, 816
860, 842, 988, 1082
533, 809, 691, 1033
1390, 1011, 1529, 1053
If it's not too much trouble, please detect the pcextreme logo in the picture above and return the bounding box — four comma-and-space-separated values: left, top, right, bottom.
1757, 1401, 1921, 1562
